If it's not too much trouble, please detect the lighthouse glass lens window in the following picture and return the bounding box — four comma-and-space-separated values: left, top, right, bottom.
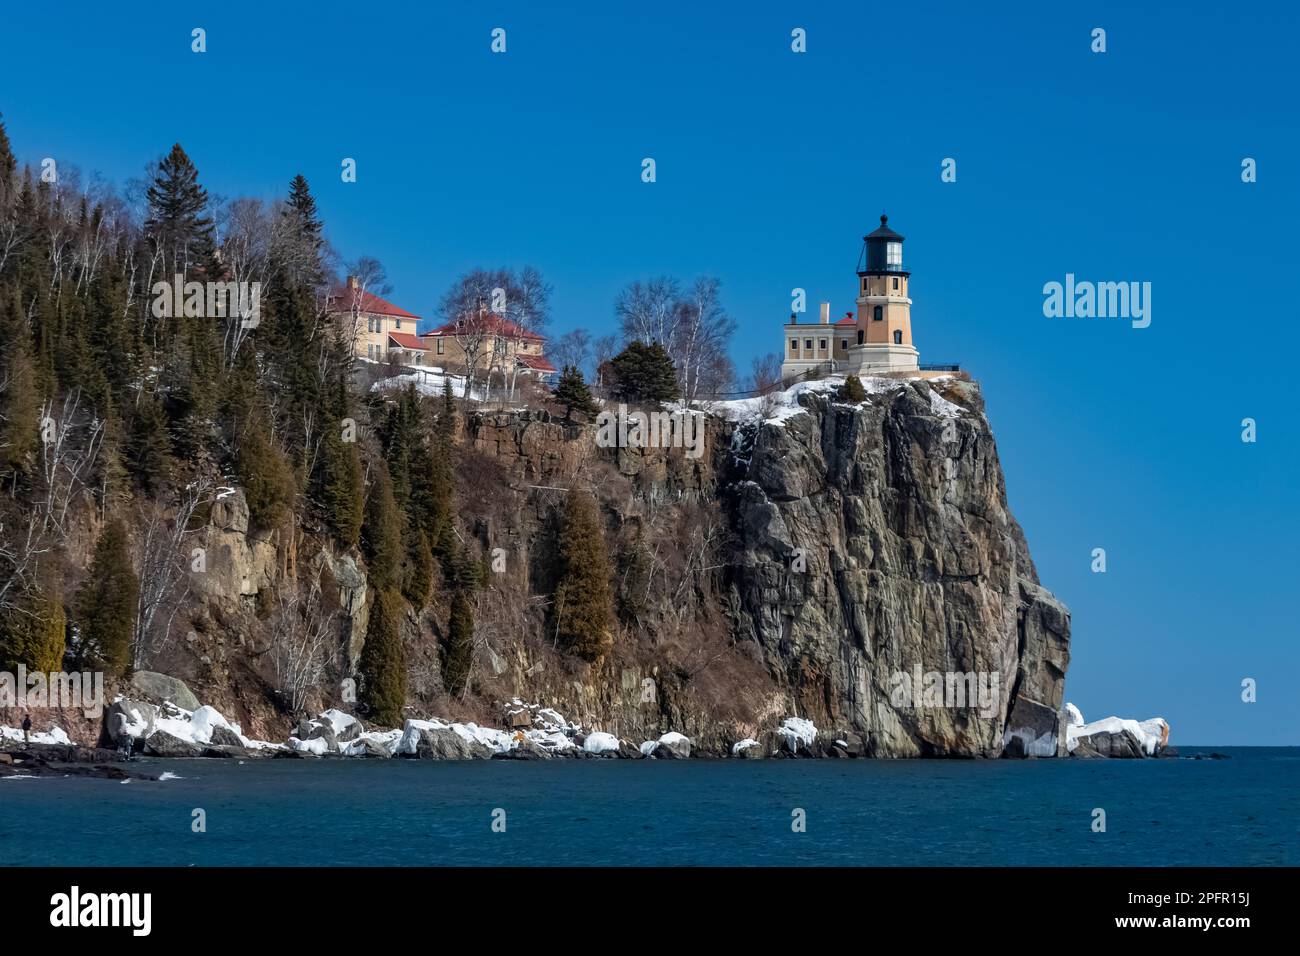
887, 242, 902, 267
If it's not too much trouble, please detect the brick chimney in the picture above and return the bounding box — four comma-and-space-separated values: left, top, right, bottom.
347, 274, 359, 290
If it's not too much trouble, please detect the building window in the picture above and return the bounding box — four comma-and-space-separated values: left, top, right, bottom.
790, 338, 798, 353
396, 318, 402, 330
893, 330, 903, 345
819, 339, 827, 351
436, 339, 445, 355
839, 340, 846, 350
804, 339, 813, 351
873, 306, 883, 321
892, 277, 899, 290
887, 242, 902, 268
857, 329, 864, 345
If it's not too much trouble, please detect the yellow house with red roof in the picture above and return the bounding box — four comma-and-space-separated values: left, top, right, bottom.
326, 275, 425, 363
325, 277, 556, 379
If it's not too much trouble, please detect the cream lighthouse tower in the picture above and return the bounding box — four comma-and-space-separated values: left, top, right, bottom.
781, 215, 922, 378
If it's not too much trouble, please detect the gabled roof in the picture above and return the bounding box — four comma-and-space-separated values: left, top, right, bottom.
422, 313, 546, 343
326, 285, 420, 320
387, 331, 428, 351
517, 353, 556, 373
835, 315, 856, 325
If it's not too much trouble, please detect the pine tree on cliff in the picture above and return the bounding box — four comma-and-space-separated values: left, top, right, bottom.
441, 546, 476, 697
553, 364, 599, 420
0, 113, 18, 214
0, 589, 66, 674
124, 390, 173, 494
427, 380, 456, 560
280, 174, 326, 289
75, 517, 139, 678
609, 341, 679, 405
144, 144, 215, 280
359, 462, 407, 726
235, 408, 297, 533
0, 283, 39, 482
553, 486, 614, 663
362, 461, 403, 592
318, 425, 364, 548
359, 585, 406, 728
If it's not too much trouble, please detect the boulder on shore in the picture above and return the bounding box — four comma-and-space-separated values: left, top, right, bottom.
129, 672, 201, 711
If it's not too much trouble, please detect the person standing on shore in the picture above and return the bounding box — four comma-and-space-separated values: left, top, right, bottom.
21, 714, 31, 745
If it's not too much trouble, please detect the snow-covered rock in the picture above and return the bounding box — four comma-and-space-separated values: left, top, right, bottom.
583, 732, 620, 754
777, 717, 817, 753
1065, 706, 1170, 757
731, 738, 760, 756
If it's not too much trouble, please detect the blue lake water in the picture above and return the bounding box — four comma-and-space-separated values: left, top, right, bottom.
1, 747, 1295, 866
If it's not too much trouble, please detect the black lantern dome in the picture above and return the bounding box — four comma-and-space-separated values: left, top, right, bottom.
856, 214, 907, 276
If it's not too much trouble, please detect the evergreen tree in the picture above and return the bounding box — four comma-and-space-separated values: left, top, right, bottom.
442, 551, 475, 697
553, 364, 599, 420
0, 113, 17, 216
317, 426, 364, 547
362, 461, 403, 591
144, 144, 216, 280
609, 341, 679, 404
402, 529, 434, 608
553, 486, 614, 663
0, 283, 39, 480
358, 585, 406, 728
235, 411, 296, 533
427, 381, 456, 561
0, 590, 65, 674
75, 517, 138, 678
280, 174, 326, 289
124, 392, 173, 494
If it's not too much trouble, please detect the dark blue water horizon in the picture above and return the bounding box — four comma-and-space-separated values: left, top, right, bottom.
1, 746, 1294, 866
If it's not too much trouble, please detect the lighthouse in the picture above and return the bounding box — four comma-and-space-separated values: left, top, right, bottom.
781, 215, 923, 379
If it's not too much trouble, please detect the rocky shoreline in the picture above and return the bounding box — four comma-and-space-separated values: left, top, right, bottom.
3, 675, 1185, 773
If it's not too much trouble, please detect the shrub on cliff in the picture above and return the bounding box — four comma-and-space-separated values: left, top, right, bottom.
359, 585, 406, 728
74, 517, 139, 678
441, 548, 476, 697
553, 486, 614, 663
839, 374, 867, 403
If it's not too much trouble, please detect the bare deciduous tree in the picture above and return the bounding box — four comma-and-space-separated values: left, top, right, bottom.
271, 567, 336, 716
133, 478, 211, 670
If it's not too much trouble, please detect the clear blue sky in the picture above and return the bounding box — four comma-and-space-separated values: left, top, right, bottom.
3, 0, 1296, 744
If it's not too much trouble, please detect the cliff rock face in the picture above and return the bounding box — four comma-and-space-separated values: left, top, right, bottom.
721, 379, 1069, 756
460, 376, 1070, 757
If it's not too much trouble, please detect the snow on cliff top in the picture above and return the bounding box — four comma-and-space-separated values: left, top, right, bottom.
707, 375, 964, 427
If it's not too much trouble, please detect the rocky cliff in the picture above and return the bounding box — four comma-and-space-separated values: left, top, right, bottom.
450, 374, 1070, 757
18, 375, 1070, 758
